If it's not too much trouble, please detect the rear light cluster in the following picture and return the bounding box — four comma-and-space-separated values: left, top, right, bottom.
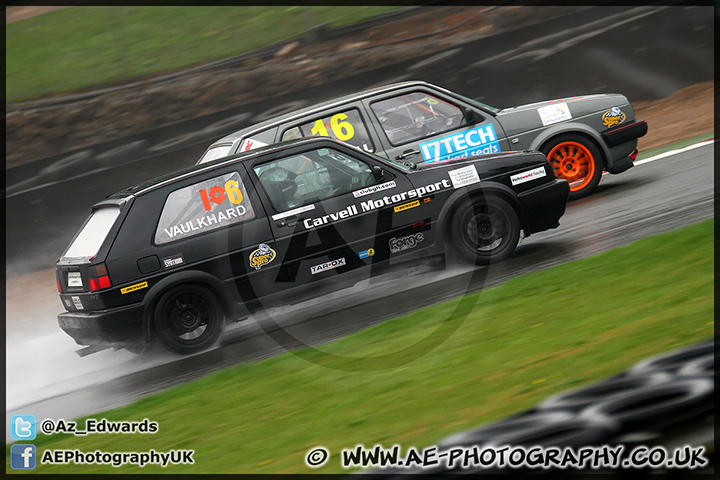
89, 264, 112, 291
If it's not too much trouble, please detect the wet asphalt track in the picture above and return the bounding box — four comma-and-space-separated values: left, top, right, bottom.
5, 142, 713, 439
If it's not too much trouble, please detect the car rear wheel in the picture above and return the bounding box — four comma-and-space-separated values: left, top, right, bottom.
153, 284, 224, 355
541, 134, 603, 200
450, 196, 520, 265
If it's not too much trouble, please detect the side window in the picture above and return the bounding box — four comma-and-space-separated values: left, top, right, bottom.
280, 109, 375, 153
370, 92, 467, 146
238, 127, 278, 153
198, 144, 233, 164
254, 148, 375, 212
155, 172, 256, 245
282, 126, 303, 141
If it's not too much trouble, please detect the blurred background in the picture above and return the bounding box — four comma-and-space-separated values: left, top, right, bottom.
5, 4, 714, 473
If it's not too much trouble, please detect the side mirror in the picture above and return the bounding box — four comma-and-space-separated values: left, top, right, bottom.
462, 106, 483, 125
372, 165, 384, 181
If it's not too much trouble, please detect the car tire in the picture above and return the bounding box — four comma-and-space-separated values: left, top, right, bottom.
541, 134, 604, 200
450, 195, 520, 265
153, 284, 224, 355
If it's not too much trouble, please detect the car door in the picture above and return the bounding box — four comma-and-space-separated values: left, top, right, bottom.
245, 142, 424, 294
362, 87, 511, 164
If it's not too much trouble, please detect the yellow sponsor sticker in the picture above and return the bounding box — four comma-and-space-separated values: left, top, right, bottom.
393, 200, 420, 213
121, 281, 148, 295
249, 243, 276, 270
601, 107, 626, 128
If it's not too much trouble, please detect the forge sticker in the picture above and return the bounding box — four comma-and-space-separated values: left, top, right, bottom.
602, 107, 626, 128
537, 102, 572, 126
389, 233, 424, 253
162, 254, 185, 269
121, 281, 148, 295
310, 258, 346, 275
249, 244, 276, 270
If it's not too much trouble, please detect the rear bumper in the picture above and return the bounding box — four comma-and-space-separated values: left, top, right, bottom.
518, 179, 570, 234
602, 120, 648, 148
58, 303, 145, 346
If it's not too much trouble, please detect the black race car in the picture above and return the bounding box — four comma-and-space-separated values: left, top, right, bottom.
56, 137, 569, 355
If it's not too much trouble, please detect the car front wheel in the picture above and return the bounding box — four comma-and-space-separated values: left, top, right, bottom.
450, 196, 520, 265
153, 284, 224, 355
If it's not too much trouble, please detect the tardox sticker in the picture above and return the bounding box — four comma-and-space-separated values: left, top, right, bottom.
448, 165, 481, 188
249, 244, 276, 270
511, 166, 547, 186
311, 258, 346, 275
537, 103, 572, 126
601, 107, 626, 128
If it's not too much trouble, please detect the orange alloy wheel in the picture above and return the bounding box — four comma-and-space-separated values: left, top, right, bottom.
546, 141, 596, 192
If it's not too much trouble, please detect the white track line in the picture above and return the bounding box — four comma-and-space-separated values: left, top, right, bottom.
634, 139, 714, 166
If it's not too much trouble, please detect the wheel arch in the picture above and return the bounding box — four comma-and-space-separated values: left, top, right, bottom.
531, 124, 610, 170
140, 270, 233, 342
437, 182, 529, 243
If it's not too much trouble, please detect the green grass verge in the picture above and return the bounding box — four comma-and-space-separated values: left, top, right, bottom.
7, 219, 714, 473
6, 6, 401, 103
636, 132, 715, 160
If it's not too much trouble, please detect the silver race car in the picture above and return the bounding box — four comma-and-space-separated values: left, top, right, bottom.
198, 81, 647, 199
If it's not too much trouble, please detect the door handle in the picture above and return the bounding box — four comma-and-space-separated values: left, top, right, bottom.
277, 215, 298, 228
396, 149, 420, 160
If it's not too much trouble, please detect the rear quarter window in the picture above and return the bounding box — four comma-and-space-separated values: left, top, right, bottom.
63, 207, 121, 258
238, 127, 278, 153
155, 172, 255, 245
198, 144, 233, 164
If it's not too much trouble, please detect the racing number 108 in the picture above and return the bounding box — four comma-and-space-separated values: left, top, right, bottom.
199, 180, 244, 211
311, 113, 355, 141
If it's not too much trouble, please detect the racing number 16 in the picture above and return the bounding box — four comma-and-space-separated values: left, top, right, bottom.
311, 113, 355, 141
199, 180, 243, 211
